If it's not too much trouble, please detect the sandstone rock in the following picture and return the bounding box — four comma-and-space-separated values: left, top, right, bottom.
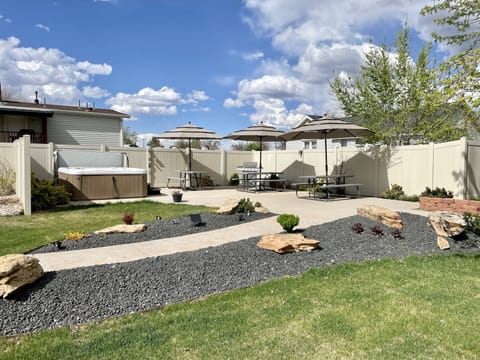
254, 206, 270, 214
217, 198, 240, 214
428, 212, 465, 237
257, 233, 320, 253
0, 254, 44, 298
357, 205, 403, 228
95, 224, 147, 235
437, 236, 450, 250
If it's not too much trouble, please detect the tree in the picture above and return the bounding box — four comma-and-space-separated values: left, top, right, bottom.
147, 138, 162, 147
123, 126, 138, 146
421, 0, 480, 111
330, 27, 466, 145
201, 140, 221, 150
175, 139, 201, 149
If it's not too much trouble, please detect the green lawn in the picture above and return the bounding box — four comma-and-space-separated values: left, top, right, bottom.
1, 254, 479, 359
0, 200, 211, 255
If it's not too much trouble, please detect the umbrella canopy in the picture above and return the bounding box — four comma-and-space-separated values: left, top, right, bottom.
224, 122, 285, 178
282, 116, 373, 182
154, 121, 221, 171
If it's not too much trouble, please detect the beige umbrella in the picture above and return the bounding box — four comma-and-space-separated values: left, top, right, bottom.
282, 116, 373, 182
224, 121, 285, 180
154, 121, 221, 171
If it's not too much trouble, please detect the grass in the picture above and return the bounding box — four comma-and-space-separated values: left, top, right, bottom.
0, 200, 212, 256
1, 254, 479, 359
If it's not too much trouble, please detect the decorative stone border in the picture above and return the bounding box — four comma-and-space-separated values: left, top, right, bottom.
419, 197, 480, 214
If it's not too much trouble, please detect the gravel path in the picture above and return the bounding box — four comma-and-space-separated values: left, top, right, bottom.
2, 213, 479, 336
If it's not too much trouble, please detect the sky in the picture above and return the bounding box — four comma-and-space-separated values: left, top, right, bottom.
0, 0, 457, 147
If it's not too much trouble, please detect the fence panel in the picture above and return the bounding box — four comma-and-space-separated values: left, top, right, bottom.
467, 141, 480, 199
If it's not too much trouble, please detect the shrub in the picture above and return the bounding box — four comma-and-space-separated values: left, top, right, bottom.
421, 187, 453, 198
0, 158, 15, 196
398, 194, 420, 202
277, 213, 300, 232
464, 213, 480, 236
228, 173, 239, 186
381, 184, 405, 200
199, 175, 214, 187
237, 198, 255, 213
370, 225, 384, 236
31, 175, 70, 211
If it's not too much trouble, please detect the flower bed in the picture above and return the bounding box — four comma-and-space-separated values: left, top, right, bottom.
419, 197, 480, 214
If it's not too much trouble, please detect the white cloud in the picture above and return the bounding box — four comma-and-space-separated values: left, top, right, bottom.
243, 51, 264, 61
82, 86, 111, 98
226, 0, 438, 129
35, 24, 50, 32
0, 36, 111, 104
106, 86, 211, 116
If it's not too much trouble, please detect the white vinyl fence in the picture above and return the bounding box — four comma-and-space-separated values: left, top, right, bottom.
1, 137, 479, 215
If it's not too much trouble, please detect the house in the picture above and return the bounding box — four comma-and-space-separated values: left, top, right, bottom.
0, 95, 130, 146
285, 114, 362, 150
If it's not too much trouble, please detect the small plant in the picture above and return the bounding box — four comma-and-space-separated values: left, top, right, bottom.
254, 201, 262, 208
199, 175, 214, 187
352, 223, 364, 234
237, 198, 255, 213
64, 232, 86, 241
277, 213, 300, 233
381, 184, 405, 200
370, 225, 384, 236
464, 213, 480, 236
421, 187, 453, 198
172, 189, 182, 195
123, 211, 135, 225
390, 228, 404, 240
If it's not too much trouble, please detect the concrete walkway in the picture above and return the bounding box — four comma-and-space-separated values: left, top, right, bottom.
33, 189, 428, 272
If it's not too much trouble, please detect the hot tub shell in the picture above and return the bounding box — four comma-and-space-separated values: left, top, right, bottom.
57, 167, 147, 201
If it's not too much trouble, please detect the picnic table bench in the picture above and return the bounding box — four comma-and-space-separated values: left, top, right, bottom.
292, 174, 362, 200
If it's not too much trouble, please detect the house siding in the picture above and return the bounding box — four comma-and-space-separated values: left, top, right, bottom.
48, 113, 122, 146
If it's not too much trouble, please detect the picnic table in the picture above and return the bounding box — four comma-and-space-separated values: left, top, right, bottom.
167, 170, 208, 190
292, 174, 362, 200
237, 170, 286, 192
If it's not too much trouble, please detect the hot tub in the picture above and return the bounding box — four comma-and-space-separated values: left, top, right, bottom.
57, 167, 147, 201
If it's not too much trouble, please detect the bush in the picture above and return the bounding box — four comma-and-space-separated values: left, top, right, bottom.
420, 187, 453, 198
398, 194, 420, 202
381, 184, 405, 200
464, 213, 480, 236
229, 173, 239, 186
237, 198, 255, 213
277, 213, 299, 232
31, 175, 70, 211
0, 158, 15, 196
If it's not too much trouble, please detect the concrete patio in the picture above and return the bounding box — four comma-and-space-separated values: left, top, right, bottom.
33, 188, 429, 272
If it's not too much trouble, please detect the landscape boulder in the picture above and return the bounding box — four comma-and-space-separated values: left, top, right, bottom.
427, 212, 465, 237
357, 205, 403, 228
0, 254, 44, 298
95, 224, 147, 235
254, 206, 270, 214
216, 198, 240, 214
257, 233, 320, 254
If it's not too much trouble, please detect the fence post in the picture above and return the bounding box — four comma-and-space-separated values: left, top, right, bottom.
220, 149, 226, 184
16, 135, 31, 215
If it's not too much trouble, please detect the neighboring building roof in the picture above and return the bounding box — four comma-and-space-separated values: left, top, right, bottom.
0, 99, 130, 118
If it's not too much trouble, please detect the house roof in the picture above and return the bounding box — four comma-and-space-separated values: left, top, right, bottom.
0, 100, 130, 118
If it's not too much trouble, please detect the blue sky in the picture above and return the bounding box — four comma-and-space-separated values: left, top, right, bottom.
0, 0, 453, 146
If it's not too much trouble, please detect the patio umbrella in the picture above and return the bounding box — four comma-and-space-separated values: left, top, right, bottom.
224, 121, 285, 179
282, 116, 373, 183
153, 121, 221, 172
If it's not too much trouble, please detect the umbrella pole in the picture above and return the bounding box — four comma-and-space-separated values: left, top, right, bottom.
188, 138, 192, 172
324, 132, 328, 185
259, 137, 263, 190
